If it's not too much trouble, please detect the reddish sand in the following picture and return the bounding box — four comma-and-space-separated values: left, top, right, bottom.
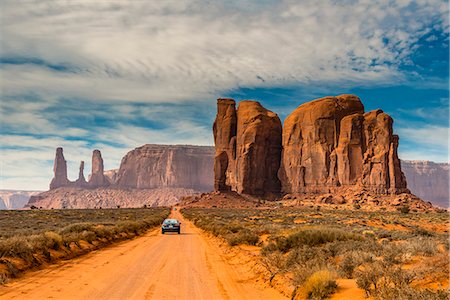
0, 210, 286, 300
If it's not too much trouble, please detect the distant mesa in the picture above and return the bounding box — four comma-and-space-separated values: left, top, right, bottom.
214, 94, 409, 197
115, 144, 214, 190
49, 144, 214, 191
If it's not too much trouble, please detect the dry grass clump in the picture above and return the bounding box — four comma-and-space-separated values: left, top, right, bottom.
0, 208, 170, 283
182, 207, 449, 298
263, 227, 363, 253
294, 270, 337, 300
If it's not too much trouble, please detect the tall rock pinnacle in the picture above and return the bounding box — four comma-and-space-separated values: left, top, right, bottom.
213, 98, 282, 195
74, 161, 87, 187
49, 147, 70, 190
88, 150, 109, 187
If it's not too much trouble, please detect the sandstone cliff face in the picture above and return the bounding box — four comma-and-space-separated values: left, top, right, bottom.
280, 95, 365, 193
213, 99, 282, 195
214, 95, 408, 197
115, 144, 214, 191
280, 95, 408, 195
401, 160, 449, 208
213, 98, 237, 191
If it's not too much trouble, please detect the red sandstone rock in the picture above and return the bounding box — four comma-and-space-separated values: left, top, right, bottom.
279, 95, 365, 194
213, 98, 282, 195
279, 95, 408, 195
213, 98, 237, 191
115, 144, 214, 190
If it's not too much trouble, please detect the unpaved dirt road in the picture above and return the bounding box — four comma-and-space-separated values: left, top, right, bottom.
0, 210, 286, 300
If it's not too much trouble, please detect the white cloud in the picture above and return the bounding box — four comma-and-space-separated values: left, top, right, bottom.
397, 124, 449, 163
1, 0, 447, 102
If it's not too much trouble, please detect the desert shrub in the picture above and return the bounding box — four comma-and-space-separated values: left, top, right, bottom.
355, 262, 385, 296
81, 231, 97, 244
261, 252, 285, 284
398, 206, 410, 214
386, 266, 415, 287
382, 243, 403, 265
376, 286, 449, 300
405, 237, 437, 256
43, 232, 63, 250
226, 229, 259, 246
0, 271, 7, 284
339, 254, 356, 278
413, 227, 433, 237
59, 223, 94, 235
296, 270, 337, 300
0, 237, 33, 260
264, 227, 363, 253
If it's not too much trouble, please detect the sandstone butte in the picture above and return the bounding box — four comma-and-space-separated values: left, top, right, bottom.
213, 94, 409, 197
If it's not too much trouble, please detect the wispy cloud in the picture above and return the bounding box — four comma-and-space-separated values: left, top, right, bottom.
2, 0, 447, 102
1, 0, 448, 189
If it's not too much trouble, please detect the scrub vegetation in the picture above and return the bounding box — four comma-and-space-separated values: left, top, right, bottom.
182, 207, 449, 299
0, 208, 170, 284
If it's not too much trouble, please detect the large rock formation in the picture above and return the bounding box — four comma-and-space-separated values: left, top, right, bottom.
214, 95, 409, 197
115, 144, 214, 191
401, 160, 449, 208
88, 150, 109, 187
49, 149, 109, 189
49, 148, 70, 189
213, 99, 282, 195
280, 95, 408, 195
213, 98, 237, 191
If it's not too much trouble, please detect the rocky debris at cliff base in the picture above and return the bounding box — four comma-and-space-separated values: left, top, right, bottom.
180, 191, 279, 209
180, 191, 437, 212
280, 192, 436, 212
26, 187, 200, 209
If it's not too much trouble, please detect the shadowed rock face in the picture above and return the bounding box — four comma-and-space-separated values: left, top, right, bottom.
213, 99, 282, 195
213, 98, 237, 191
115, 144, 214, 191
49, 148, 70, 189
280, 95, 408, 195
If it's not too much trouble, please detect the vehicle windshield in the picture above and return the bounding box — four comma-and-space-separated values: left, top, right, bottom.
163, 219, 178, 224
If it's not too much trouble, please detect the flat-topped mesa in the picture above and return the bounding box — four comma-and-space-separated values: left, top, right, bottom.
280, 94, 408, 195
115, 144, 214, 190
88, 150, 110, 187
213, 98, 282, 195
49, 147, 70, 189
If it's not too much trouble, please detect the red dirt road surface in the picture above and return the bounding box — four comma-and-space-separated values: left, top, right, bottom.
0, 210, 286, 300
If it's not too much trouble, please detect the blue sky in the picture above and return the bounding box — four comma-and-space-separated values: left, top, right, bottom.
0, 0, 448, 190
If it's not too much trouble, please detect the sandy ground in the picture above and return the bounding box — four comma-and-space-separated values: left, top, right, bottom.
0, 210, 286, 300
